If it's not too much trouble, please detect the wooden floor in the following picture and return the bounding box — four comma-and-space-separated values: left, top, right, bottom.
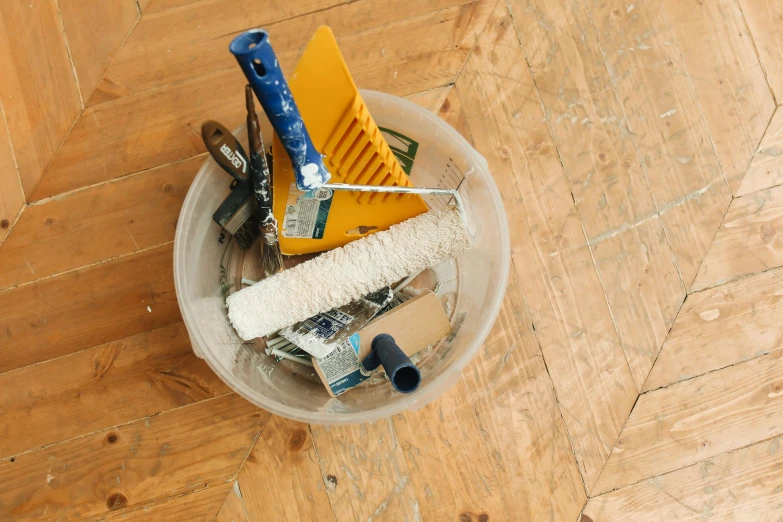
2, 0, 783, 520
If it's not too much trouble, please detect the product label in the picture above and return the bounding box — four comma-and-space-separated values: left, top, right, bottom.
292, 308, 354, 341
316, 334, 370, 396
379, 127, 419, 175
282, 183, 333, 239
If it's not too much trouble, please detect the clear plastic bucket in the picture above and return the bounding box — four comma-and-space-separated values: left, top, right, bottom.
174, 90, 510, 424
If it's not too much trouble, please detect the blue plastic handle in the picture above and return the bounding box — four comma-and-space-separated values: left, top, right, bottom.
230, 30, 330, 190
362, 334, 421, 393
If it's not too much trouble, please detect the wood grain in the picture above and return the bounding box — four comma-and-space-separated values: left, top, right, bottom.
311, 419, 419, 522
58, 0, 139, 103
0, 155, 201, 291
0, 0, 82, 198
102, 483, 234, 521
459, 270, 585, 521
0, 103, 23, 245
593, 350, 783, 495
0, 394, 267, 521
35, 1, 491, 200
238, 416, 334, 521
583, 434, 783, 521
456, 1, 637, 489
392, 381, 507, 521
90, 0, 340, 103
509, 0, 684, 390
738, 107, 783, 196
90, 0, 468, 105
738, 0, 783, 103
645, 267, 783, 392
405, 85, 453, 114
436, 86, 473, 146
691, 184, 783, 292
138, 0, 216, 15
0, 243, 180, 374
138, 0, 202, 14
214, 482, 249, 522
586, 0, 732, 287
390, 72, 579, 522
662, 0, 774, 193
0, 323, 229, 459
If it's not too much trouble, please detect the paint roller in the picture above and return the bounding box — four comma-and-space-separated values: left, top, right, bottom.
226, 206, 470, 340
226, 29, 472, 341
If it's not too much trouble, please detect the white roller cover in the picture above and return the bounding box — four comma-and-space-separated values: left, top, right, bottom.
227, 206, 470, 340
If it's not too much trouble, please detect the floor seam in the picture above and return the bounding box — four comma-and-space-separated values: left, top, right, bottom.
0, 391, 236, 463
0, 240, 173, 295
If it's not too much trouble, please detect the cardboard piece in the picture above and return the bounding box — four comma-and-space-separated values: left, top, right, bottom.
313, 290, 451, 396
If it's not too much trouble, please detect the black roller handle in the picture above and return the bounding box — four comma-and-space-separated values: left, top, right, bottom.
362, 334, 421, 394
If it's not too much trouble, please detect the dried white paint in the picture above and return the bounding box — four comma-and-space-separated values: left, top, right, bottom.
699, 309, 720, 321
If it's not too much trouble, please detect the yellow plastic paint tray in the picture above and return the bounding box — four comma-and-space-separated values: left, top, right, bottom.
272, 25, 429, 255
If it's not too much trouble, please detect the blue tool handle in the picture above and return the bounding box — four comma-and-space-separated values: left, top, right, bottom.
230, 30, 330, 190
362, 334, 421, 394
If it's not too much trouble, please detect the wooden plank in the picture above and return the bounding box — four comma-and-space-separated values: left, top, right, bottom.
401, 270, 584, 522
0, 0, 82, 198
90, 0, 470, 105
456, 0, 637, 489
509, 0, 684, 389
593, 350, 783, 495
738, 0, 783, 102
90, 0, 339, 103
0, 393, 267, 521
0, 155, 201, 291
392, 381, 507, 521
33, 71, 241, 200
214, 482, 249, 522
0, 323, 230, 459
662, 0, 774, 193
644, 267, 783, 392
586, 0, 732, 287
0, 103, 24, 245
691, 184, 783, 292
35, 1, 491, 200
583, 434, 783, 521
0, 243, 180, 374
589, 225, 685, 389
238, 416, 334, 521
311, 419, 420, 521
102, 483, 233, 521
58, 0, 139, 103
737, 106, 783, 196
138, 0, 199, 14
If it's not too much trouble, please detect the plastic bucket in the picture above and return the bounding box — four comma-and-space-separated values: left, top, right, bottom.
174, 90, 510, 424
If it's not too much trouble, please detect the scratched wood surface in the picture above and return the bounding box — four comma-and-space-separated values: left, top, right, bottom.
508, 0, 684, 392
0, 0, 82, 198
738, 106, 783, 196
4, 0, 783, 520
661, 0, 774, 194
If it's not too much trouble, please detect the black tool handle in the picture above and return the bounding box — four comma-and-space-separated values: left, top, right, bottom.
362, 334, 421, 393
201, 120, 250, 183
